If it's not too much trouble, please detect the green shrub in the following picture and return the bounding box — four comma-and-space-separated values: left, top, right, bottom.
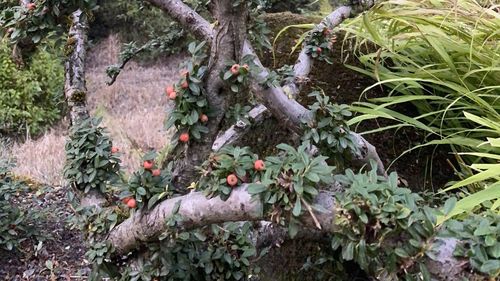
0, 158, 44, 251
0, 40, 64, 136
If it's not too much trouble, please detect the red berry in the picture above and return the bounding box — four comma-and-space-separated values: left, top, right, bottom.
127, 198, 137, 208
254, 160, 265, 171
226, 174, 238, 187
179, 132, 189, 143
168, 91, 177, 100
122, 197, 131, 204
111, 146, 119, 153
317, 47, 322, 53
200, 114, 208, 123
27, 3, 36, 10
181, 81, 189, 89
166, 85, 174, 94
143, 160, 154, 170
152, 169, 161, 177
230, 64, 240, 75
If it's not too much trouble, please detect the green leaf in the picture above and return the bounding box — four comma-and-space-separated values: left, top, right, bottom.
247, 183, 267, 194
342, 242, 354, 261
292, 197, 302, 217
394, 247, 409, 258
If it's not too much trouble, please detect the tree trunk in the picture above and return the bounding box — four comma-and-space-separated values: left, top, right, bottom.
171, 0, 248, 189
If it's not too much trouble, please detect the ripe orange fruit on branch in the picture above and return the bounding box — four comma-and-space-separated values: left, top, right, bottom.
111, 146, 119, 153
226, 174, 238, 187
254, 160, 265, 171
152, 169, 161, 177
179, 132, 189, 143
168, 91, 177, 100
122, 197, 131, 204
27, 3, 36, 10
143, 160, 154, 170
127, 198, 137, 208
317, 47, 322, 54
230, 64, 240, 74
166, 85, 174, 95
200, 114, 208, 123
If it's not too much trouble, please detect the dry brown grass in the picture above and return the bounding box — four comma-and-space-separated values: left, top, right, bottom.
7, 34, 186, 185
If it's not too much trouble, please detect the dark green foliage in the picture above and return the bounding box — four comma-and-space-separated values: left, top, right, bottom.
248, 143, 335, 237
119, 152, 174, 210
332, 166, 438, 280
164, 42, 210, 142
302, 91, 357, 167
125, 220, 259, 281
64, 117, 121, 193
0, 40, 64, 136
441, 211, 500, 277
0, 0, 97, 46
199, 146, 260, 200
0, 159, 45, 251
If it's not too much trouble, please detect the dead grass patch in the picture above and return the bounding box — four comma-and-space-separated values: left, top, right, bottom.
6, 34, 185, 185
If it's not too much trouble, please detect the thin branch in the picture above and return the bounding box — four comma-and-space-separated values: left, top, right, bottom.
145, 0, 213, 43
282, 6, 353, 98
212, 104, 268, 152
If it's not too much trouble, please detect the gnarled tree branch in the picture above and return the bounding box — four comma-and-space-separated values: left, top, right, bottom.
145, 0, 213, 43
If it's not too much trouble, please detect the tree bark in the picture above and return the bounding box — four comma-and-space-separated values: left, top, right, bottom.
170, 0, 249, 189
105, 184, 474, 280
65, 10, 90, 126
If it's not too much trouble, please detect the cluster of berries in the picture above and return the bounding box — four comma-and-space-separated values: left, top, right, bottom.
225, 160, 265, 187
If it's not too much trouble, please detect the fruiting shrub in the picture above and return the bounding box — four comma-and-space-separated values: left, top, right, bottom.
64, 118, 121, 193
0, 40, 64, 136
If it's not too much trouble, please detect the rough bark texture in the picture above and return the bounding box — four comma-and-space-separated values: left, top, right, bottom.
64, 10, 90, 126
146, 0, 213, 43
169, 1, 249, 189
64, 10, 108, 208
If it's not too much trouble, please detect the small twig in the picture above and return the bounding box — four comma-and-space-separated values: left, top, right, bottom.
301, 197, 322, 230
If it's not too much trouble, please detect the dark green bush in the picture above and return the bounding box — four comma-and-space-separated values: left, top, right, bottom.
0, 158, 44, 251
0, 40, 64, 136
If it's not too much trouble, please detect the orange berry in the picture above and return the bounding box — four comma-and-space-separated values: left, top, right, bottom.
254, 160, 265, 171
226, 174, 238, 187
27, 3, 36, 10
317, 47, 322, 53
166, 85, 174, 94
127, 198, 137, 208
200, 114, 208, 123
230, 64, 240, 74
168, 91, 177, 100
179, 132, 189, 143
111, 146, 119, 153
143, 160, 154, 170
152, 169, 161, 177
122, 197, 131, 204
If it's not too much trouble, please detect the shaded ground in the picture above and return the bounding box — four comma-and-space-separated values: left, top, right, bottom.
0, 185, 88, 280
